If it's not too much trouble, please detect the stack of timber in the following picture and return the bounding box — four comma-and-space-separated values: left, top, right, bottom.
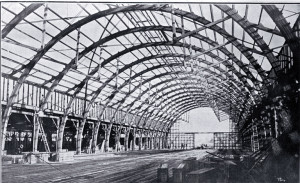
54, 149, 75, 162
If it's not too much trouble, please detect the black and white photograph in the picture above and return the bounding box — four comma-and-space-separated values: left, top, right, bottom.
0, 2, 299, 182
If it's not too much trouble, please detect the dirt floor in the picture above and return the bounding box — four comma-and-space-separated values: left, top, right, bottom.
2, 149, 213, 183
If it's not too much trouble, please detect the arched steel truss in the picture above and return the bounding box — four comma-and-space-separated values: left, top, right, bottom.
2, 3, 299, 151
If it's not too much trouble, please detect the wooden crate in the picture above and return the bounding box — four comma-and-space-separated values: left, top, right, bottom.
157, 163, 169, 182
173, 163, 188, 183
186, 168, 216, 183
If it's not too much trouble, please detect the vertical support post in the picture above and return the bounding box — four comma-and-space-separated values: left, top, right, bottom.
162, 132, 166, 149
115, 126, 121, 152
154, 132, 158, 149
32, 112, 39, 152
132, 128, 136, 151
161, 132, 163, 149
157, 132, 160, 150
146, 132, 149, 150
145, 135, 147, 150
124, 127, 130, 151
163, 133, 165, 149
57, 115, 68, 153
139, 129, 142, 151
74, 120, 79, 153
161, 133, 164, 149
164, 134, 166, 149
92, 121, 101, 153
150, 132, 153, 150
158, 132, 161, 150
104, 123, 112, 152
76, 119, 85, 155
165, 132, 169, 149
54, 117, 60, 153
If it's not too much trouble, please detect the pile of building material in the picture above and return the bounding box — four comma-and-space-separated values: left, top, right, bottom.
157, 149, 259, 183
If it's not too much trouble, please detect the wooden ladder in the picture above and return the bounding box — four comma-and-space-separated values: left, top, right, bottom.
38, 117, 50, 152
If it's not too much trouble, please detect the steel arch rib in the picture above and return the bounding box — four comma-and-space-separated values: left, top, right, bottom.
139, 86, 235, 124
116, 77, 210, 125
169, 103, 199, 127
5, 4, 266, 111
163, 102, 201, 130
89, 56, 248, 115
138, 90, 207, 127
1, 5, 161, 148
116, 75, 247, 129
262, 5, 300, 74
169, 105, 200, 129
60, 38, 254, 93
2, 3, 43, 39
62, 41, 249, 96
2, 4, 263, 126
162, 96, 235, 131
94, 64, 235, 125
47, 25, 259, 96
151, 101, 200, 131
63, 44, 255, 125
88, 70, 238, 148
152, 93, 234, 127
133, 82, 240, 127
7, 4, 266, 117
64, 35, 258, 137
102, 64, 243, 128
100, 68, 244, 132
262, 5, 300, 54
216, 5, 280, 73
141, 92, 211, 128
40, 26, 254, 116
2, 4, 271, 149
123, 75, 246, 118
107, 64, 244, 128
130, 79, 241, 113
145, 95, 207, 128
57, 53, 246, 152
122, 75, 244, 111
